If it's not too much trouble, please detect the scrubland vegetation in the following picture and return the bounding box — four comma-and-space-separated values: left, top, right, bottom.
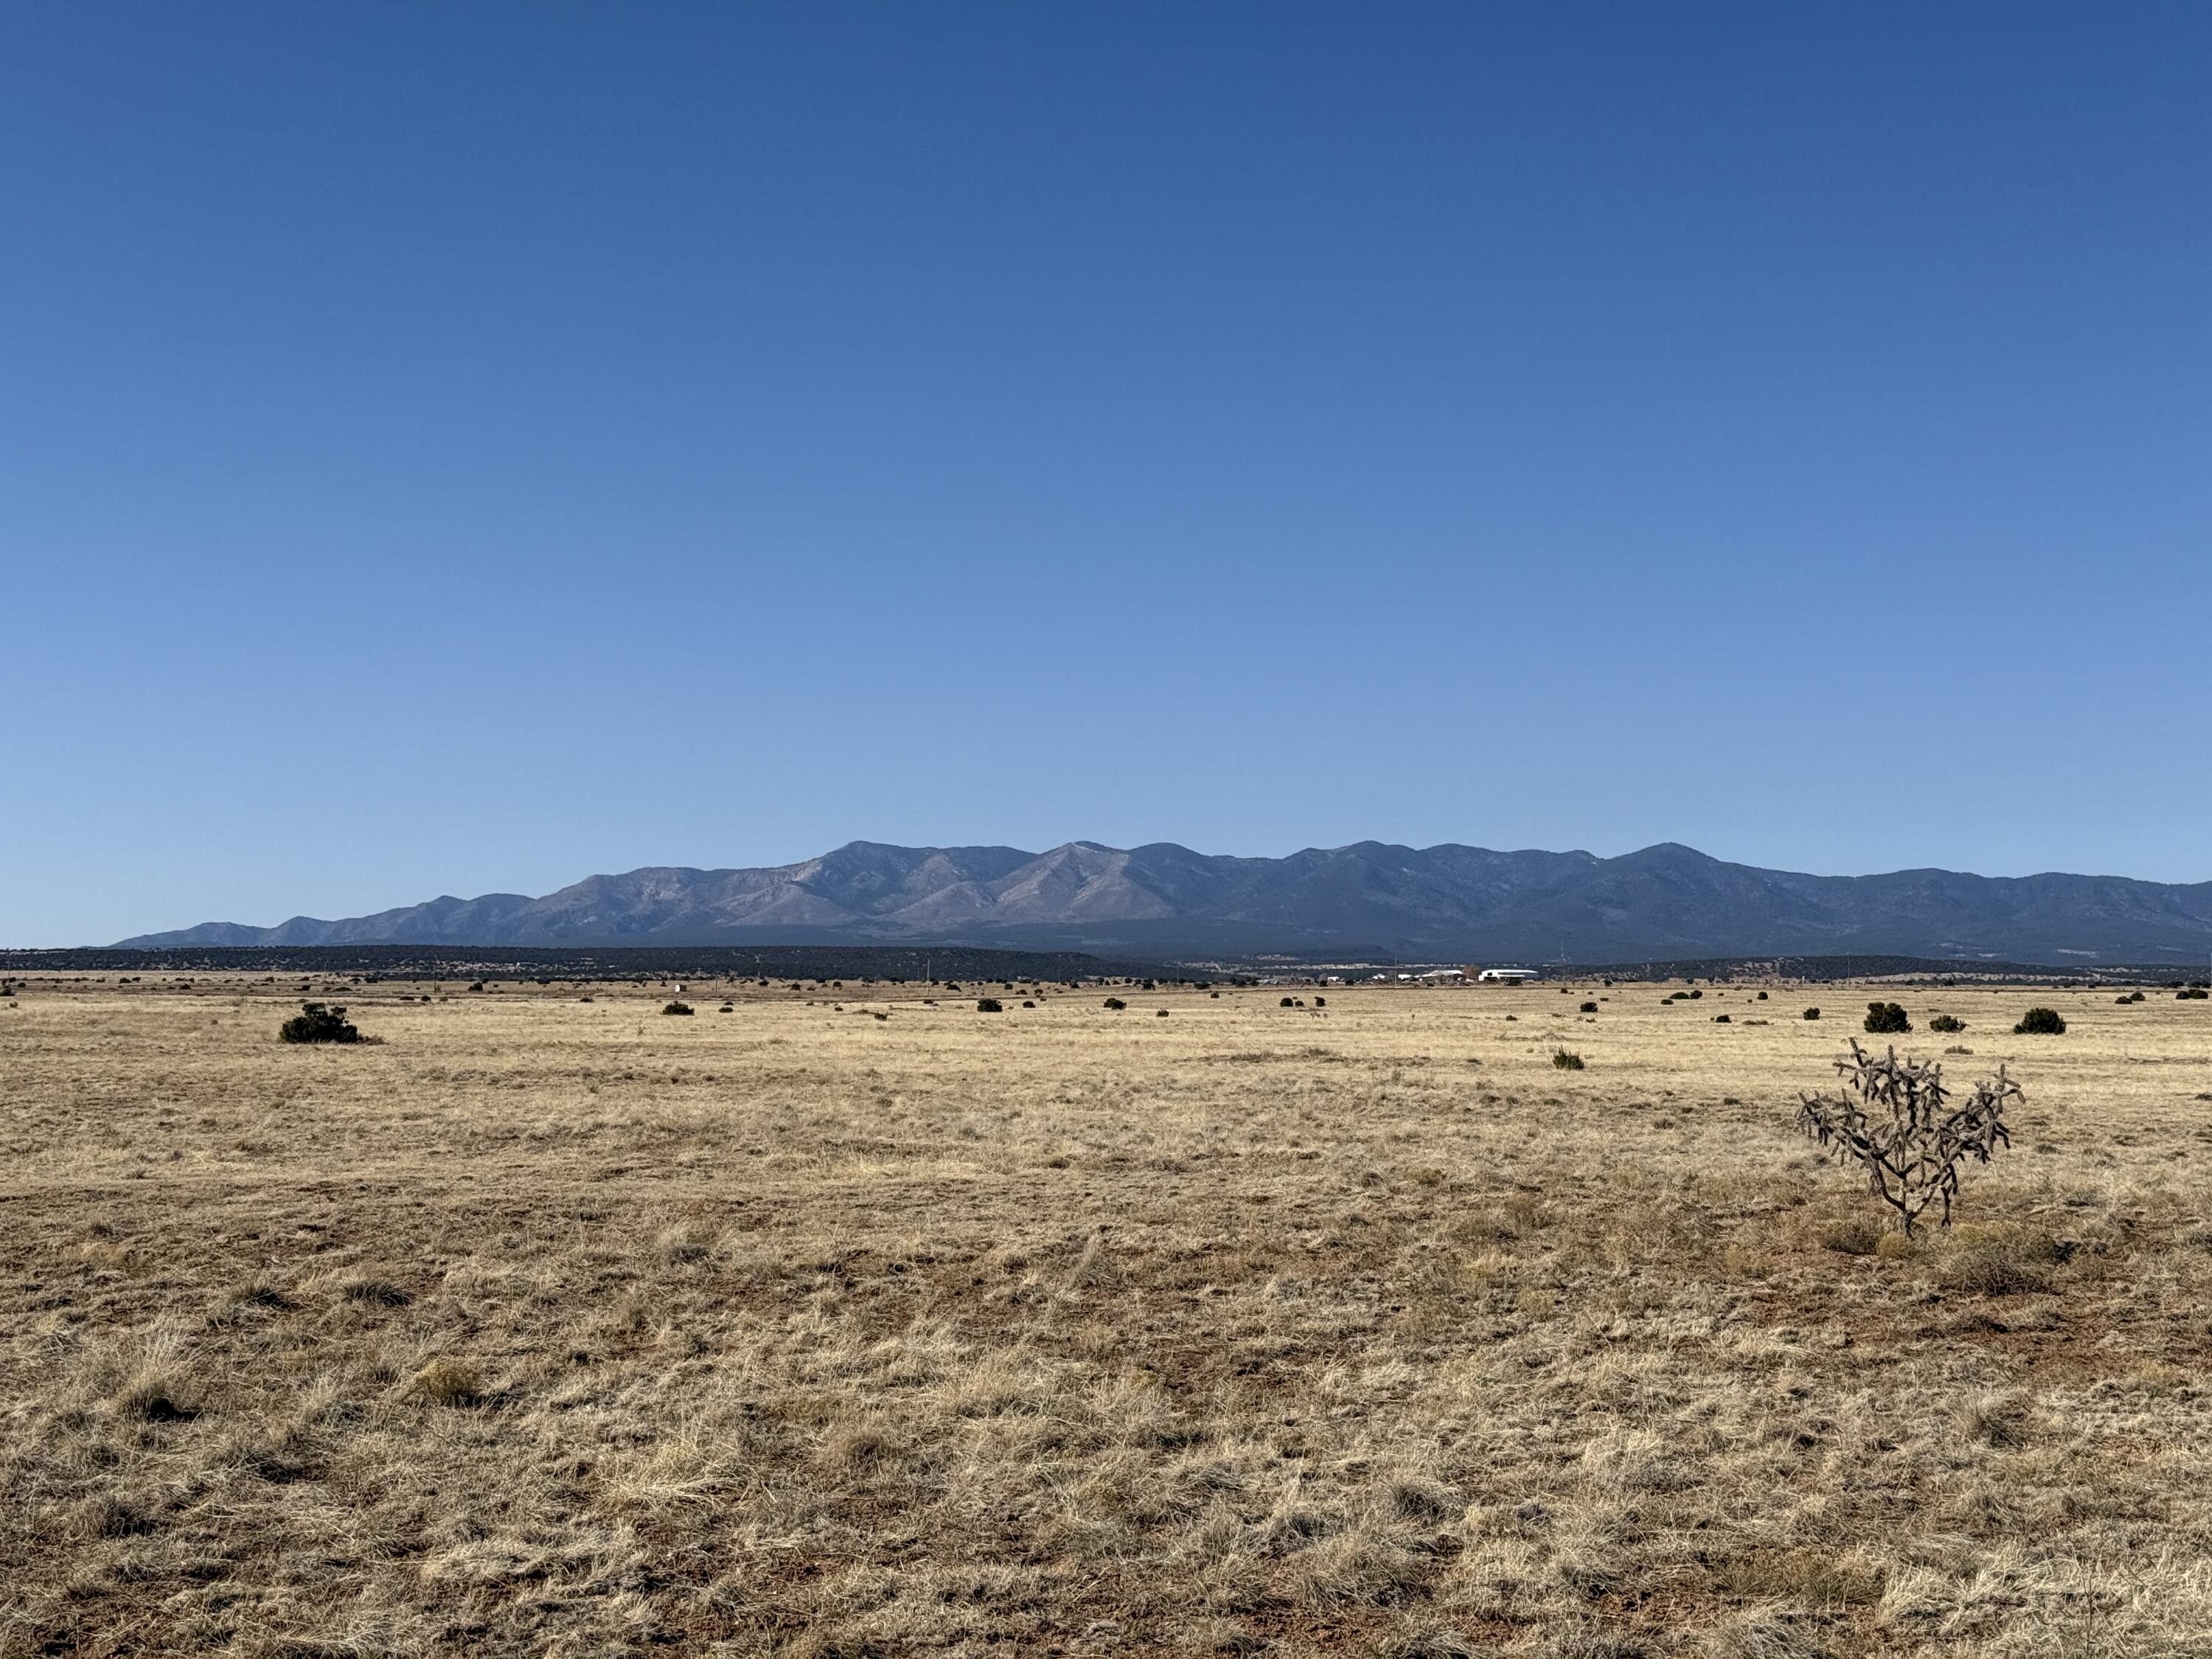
4, 978, 2211, 1655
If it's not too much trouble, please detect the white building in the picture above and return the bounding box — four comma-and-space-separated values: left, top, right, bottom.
1475, 967, 1537, 983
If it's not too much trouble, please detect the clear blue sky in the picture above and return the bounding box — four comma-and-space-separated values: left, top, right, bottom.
5, 3, 2209, 944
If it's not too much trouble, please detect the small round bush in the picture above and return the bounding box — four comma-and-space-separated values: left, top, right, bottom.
1863, 1001, 1911, 1034
1312, 996, 1326, 1007
975, 998, 1003, 1013
662, 1001, 694, 1016
1804, 1007, 1820, 1020
1155, 1009, 1169, 1018
1928, 1014, 1965, 1033
2014, 1006, 2066, 1035
1551, 1048, 1585, 1070
2180, 987, 2210, 1001
1579, 1001, 1598, 1013
1103, 997, 1127, 1011
279, 1003, 360, 1044
1712, 1013, 1731, 1023
1280, 997, 1296, 1007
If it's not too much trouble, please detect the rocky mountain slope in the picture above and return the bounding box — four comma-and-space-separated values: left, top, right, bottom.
114, 840, 2212, 965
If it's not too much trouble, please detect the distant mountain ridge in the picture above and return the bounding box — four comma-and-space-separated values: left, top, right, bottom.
114, 840, 2212, 965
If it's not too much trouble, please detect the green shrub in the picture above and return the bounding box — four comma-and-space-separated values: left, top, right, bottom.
2180, 987, 2209, 1001
1713, 1013, 1731, 1023
1280, 996, 1296, 1007
1863, 1001, 1911, 1034
1803, 1008, 1820, 1020
1552, 1048, 1585, 1070
1928, 1014, 1965, 1033
279, 1003, 359, 1044
2117, 990, 2145, 1004
2014, 1007, 2066, 1035
662, 1001, 693, 1016
975, 998, 1003, 1013
1579, 1001, 1598, 1013
1103, 997, 1127, 1011
1312, 996, 1325, 1007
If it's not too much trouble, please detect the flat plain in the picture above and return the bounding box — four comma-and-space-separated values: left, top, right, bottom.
3, 975, 2210, 1657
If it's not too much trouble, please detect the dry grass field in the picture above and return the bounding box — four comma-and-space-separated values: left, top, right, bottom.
4, 975, 2211, 1658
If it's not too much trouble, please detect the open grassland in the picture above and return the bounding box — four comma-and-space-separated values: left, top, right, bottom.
4, 977, 2211, 1657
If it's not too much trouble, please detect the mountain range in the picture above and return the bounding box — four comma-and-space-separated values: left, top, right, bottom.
112, 840, 2212, 965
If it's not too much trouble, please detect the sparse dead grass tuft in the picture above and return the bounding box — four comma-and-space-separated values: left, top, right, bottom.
407, 1357, 484, 1406
653, 1219, 715, 1262
1934, 1224, 2062, 1296
1812, 1214, 1885, 1255
1952, 1388, 2037, 1449
336, 1274, 412, 1307
1711, 1546, 1886, 1607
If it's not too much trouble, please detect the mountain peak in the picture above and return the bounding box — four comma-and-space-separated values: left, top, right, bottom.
1621, 841, 1719, 864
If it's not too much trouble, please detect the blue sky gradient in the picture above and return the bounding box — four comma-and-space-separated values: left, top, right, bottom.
4, 3, 2209, 943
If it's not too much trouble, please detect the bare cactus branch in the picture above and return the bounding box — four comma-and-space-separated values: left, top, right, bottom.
1797, 1038, 2017, 1236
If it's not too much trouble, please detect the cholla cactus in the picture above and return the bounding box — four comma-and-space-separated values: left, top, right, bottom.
1798, 1040, 2017, 1235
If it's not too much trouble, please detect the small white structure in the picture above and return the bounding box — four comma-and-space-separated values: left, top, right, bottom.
1417, 968, 1466, 982
1475, 967, 1537, 984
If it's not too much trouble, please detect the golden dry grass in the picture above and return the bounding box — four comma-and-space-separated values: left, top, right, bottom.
4, 975, 2212, 1656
